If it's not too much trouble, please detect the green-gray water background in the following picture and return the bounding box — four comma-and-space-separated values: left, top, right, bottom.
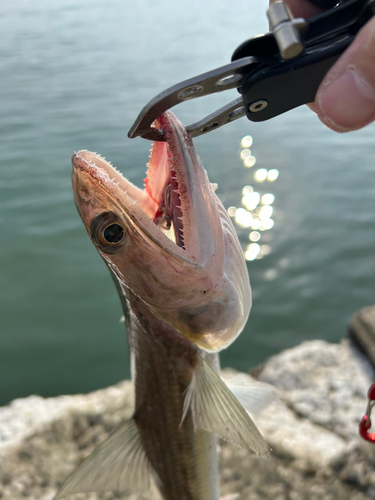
1, 0, 374, 406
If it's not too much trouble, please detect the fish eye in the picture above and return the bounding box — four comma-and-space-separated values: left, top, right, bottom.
102, 223, 124, 244
90, 212, 127, 254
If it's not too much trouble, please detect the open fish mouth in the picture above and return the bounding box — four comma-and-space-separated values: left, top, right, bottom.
72, 112, 222, 267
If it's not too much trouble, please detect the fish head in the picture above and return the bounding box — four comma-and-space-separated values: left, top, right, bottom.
72, 112, 251, 351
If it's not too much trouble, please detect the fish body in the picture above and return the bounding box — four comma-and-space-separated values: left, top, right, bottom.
130, 295, 219, 500
55, 112, 269, 500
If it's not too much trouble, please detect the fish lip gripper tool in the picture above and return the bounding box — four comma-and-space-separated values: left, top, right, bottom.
128, 0, 375, 141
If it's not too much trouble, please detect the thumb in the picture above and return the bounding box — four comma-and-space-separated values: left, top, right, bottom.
315, 16, 375, 132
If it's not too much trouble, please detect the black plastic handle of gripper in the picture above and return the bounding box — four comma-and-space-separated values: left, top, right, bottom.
241, 37, 352, 122
231, 0, 374, 122
309, 0, 346, 9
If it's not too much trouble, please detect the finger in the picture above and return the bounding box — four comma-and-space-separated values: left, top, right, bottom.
306, 102, 316, 113
269, 0, 322, 18
315, 16, 375, 132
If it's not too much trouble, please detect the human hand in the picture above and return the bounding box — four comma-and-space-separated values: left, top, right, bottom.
271, 0, 375, 132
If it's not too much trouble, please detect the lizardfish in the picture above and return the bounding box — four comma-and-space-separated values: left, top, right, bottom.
55, 112, 270, 500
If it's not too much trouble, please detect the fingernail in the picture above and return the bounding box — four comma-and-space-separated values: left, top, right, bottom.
317, 68, 375, 130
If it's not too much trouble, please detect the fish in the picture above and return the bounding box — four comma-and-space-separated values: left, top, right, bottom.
55, 112, 272, 500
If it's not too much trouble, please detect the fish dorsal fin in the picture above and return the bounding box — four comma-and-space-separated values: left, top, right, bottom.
182, 357, 270, 459
54, 419, 151, 499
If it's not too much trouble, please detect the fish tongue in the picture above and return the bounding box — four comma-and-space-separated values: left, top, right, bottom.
146, 121, 186, 250
144, 141, 170, 207
146, 145, 185, 248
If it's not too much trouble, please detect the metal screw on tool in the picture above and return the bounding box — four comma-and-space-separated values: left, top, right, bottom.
249, 100, 268, 113
178, 85, 203, 100
267, 1, 307, 59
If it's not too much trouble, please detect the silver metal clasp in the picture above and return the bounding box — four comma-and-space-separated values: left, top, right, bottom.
267, 1, 308, 59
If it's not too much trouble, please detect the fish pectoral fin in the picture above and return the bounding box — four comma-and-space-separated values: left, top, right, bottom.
54, 419, 151, 499
182, 357, 270, 459
224, 379, 279, 419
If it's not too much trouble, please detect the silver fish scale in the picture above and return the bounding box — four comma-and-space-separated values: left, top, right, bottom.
130, 295, 219, 500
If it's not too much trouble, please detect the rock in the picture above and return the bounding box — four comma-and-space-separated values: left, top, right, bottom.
257, 339, 374, 439
0, 382, 133, 451
0, 339, 374, 500
348, 305, 375, 368
0, 382, 134, 500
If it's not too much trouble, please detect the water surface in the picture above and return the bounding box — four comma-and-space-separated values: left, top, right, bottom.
1, 0, 374, 405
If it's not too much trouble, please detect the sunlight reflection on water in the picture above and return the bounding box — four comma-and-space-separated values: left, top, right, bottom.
228, 136, 279, 261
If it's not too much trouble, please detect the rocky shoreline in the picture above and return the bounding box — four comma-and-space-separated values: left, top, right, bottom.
1, 315, 375, 499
